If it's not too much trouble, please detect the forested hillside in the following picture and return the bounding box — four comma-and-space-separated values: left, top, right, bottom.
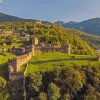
0, 22, 95, 55
25, 65, 100, 100
64, 28, 100, 49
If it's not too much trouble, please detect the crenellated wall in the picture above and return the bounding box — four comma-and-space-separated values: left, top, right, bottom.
8, 52, 33, 73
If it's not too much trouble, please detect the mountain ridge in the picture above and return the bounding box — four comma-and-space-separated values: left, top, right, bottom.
0, 12, 50, 24
55, 18, 100, 35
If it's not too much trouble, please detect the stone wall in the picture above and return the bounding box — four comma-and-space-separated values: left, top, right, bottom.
34, 46, 69, 55
8, 44, 70, 73
8, 52, 33, 73
8, 37, 71, 82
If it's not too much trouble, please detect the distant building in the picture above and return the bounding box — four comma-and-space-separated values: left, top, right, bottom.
36, 21, 42, 24
3, 30, 13, 36
21, 34, 30, 42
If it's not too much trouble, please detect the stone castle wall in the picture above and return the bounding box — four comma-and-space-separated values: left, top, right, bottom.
8, 52, 33, 73
8, 45, 69, 74
8, 37, 71, 82
34, 46, 68, 54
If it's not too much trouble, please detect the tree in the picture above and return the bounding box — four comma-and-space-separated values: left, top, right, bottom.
62, 93, 70, 100
25, 72, 42, 98
84, 85, 97, 100
5, 36, 12, 45
0, 77, 7, 91
47, 82, 60, 100
0, 91, 9, 100
38, 92, 47, 100
0, 77, 9, 100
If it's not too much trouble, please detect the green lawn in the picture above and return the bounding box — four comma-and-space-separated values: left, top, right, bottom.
24, 61, 100, 75
29, 52, 96, 61
21, 52, 99, 75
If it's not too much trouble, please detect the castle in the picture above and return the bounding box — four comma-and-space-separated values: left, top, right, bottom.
8, 37, 71, 76
7, 37, 100, 95
8, 37, 71, 93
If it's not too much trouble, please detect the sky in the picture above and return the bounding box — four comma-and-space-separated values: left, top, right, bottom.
0, 0, 100, 22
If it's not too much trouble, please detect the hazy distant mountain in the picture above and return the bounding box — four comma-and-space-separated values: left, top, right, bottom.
0, 12, 36, 22
0, 12, 50, 23
55, 18, 100, 35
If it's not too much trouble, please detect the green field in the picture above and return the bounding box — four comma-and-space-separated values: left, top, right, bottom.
29, 52, 96, 61
21, 52, 100, 75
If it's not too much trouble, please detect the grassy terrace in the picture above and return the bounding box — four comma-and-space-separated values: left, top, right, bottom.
21, 52, 100, 75
0, 53, 16, 77
29, 52, 96, 61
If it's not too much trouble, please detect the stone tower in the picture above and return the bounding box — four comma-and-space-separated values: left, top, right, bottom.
32, 37, 39, 46
8, 58, 20, 73
68, 44, 71, 54
97, 56, 100, 61
32, 44, 35, 56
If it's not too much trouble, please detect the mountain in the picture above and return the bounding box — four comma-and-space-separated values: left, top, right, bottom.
0, 12, 51, 24
55, 18, 100, 35
0, 12, 36, 22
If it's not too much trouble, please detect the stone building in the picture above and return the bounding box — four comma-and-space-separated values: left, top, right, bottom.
21, 34, 30, 42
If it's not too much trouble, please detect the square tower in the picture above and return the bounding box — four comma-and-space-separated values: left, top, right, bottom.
32, 37, 39, 46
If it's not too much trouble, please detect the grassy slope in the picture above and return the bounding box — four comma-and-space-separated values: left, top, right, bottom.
29, 52, 95, 61
21, 52, 100, 75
